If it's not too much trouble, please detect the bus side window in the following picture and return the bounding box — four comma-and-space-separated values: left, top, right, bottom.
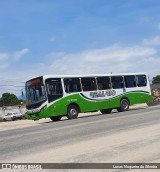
64, 79, 71, 92
64, 78, 81, 93
124, 75, 136, 88
136, 75, 147, 87
111, 76, 124, 89
81, 77, 97, 91
96, 77, 110, 90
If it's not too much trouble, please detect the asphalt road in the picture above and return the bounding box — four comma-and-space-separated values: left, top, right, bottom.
0, 106, 160, 165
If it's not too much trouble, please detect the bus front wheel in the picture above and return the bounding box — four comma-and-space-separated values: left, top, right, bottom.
117, 99, 130, 112
50, 116, 62, 122
67, 105, 79, 119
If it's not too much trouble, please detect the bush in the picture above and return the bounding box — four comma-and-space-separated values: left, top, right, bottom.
22, 113, 28, 119
147, 97, 160, 106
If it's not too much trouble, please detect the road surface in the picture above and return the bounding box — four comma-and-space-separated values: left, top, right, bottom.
0, 106, 160, 171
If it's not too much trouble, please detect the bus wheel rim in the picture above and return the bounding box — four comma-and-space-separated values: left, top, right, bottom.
122, 101, 128, 110
70, 109, 77, 116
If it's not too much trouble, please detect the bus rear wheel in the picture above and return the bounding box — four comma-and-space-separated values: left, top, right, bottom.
67, 105, 79, 119
50, 116, 62, 122
100, 109, 112, 114
117, 99, 130, 112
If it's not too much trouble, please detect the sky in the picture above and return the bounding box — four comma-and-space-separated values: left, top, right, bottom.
0, 0, 160, 96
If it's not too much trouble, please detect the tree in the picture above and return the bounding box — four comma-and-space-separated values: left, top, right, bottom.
152, 75, 160, 84
0, 93, 20, 106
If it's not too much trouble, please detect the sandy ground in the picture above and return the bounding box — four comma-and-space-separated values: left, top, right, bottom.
0, 103, 148, 132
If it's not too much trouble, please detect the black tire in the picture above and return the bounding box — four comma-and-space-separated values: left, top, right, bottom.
50, 116, 62, 122
67, 105, 79, 119
3, 118, 6, 121
100, 109, 112, 114
117, 99, 130, 112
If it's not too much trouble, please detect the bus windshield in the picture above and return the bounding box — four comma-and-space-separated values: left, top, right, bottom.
26, 77, 46, 105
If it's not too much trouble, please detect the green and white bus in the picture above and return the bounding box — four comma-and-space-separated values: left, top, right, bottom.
25, 73, 152, 121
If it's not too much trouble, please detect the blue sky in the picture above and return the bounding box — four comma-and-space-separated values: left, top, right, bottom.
0, 0, 160, 96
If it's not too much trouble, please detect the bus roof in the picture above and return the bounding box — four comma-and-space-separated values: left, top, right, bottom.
42, 72, 148, 80
26, 72, 148, 83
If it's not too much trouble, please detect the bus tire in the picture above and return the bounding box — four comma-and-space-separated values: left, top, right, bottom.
117, 99, 130, 112
100, 109, 112, 114
67, 105, 79, 119
50, 116, 62, 122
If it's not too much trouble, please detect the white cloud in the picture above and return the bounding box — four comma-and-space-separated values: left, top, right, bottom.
142, 36, 160, 45
45, 44, 158, 78
0, 53, 9, 61
0, 53, 9, 69
0, 48, 30, 71
13, 48, 30, 61
0, 64, 9, 69
82, 45, 156, 62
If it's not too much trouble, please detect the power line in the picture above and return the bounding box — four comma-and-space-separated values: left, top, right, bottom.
0, 79, 25, 83
0, 88, 23, 91
0, 80, 25, 83
0, 84, 24, 87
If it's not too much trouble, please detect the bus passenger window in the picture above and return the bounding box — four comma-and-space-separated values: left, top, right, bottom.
136, 75, 147, 87
111, 76, 124, 89
97, 77, 110, 90
64, 78, 81, 93
81, 77, 97, 91
124, 75, 136, 88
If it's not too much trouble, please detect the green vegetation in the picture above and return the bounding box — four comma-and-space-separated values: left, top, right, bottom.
152, 75, 160, 84
0, 93, 20, 106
